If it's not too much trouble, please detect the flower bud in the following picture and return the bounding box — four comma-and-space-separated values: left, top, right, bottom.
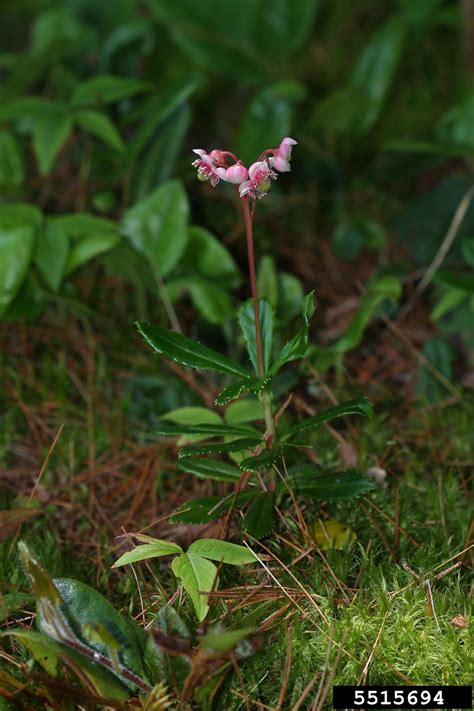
226, 163, 248, 184
209, 149, 226, 165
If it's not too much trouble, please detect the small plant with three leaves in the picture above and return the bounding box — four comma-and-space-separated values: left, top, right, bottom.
136, 138, 376, 539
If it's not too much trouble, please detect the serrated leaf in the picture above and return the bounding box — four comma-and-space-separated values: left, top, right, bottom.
169, 492, 254, 524
288, 468, 375, 501
171, 553, 218, 621
113, 541, 182, 568
137, 322, 251, 379
214, 376, 270, 406
178, 457, 242, 482
123, 180, 189, 278
187, 539, 257, 566
243, 492, 275, 539
283, 398, 373, 440
179, 437, 260, 459
270, 291, 316, 376
156, 422, 256, 438
238, 298, 274, 374
240, 446, 282, 472
75, 109, 125, 151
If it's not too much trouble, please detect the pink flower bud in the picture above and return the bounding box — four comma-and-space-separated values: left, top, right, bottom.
225, 163, 248, 184
277, 137, 297, 160
209, 149, 226, 165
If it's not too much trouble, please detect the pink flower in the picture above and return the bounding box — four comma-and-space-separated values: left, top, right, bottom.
225, 163, 248, 184
192, 149, 227, 187
239, 160, 277, 199
270, 137, 297, 172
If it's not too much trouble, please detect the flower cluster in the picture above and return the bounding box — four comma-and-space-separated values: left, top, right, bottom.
192, 137, 297, 200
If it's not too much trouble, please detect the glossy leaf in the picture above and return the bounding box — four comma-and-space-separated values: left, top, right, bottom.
65, 232, 120, 274
171, 553, 218, 621
137, 322, 251, 378
240, 446, 282, 472
283, 398, 373, 440
289, 468, 376, 501
32, 111, 73, 175
122, 180, 189, 278
238, 298, 274, 374
113, 541, 182, 568
75, 109, 125, 151
214, 377, 267, 406
184, 226, 240, 285
178, 437, 260, 459
34, 220, 69, 292
0, 131, 24, 189
0, 217, 36, 317
243, 492, 275, 539
187, 539, 257, 566
169, 492, 254, 524
269, 292, 316, 376
178, 457, 242, 482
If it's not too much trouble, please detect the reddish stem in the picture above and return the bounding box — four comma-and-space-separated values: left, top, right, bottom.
242, 197, 265, 377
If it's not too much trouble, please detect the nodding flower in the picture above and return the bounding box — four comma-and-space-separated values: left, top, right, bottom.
192, 138, 296, 199
192, 149, 227, 187
269, 137, 297, 173
239, 160, 277, 199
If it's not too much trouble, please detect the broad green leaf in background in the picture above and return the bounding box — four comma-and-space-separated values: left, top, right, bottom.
288, 467, 375, 501
269, 291, 316, 376
332, 276, 401, 354
332, 216, 387, 261
30, 7, 93, 54
137, 322, 251, 378
123, 180, 189, 278
34, 220, 69, 292
0, 131, 24, 189
160, 406, 222, 441
113, 540, 182, 568
66, 232, 121, 274
243, 492, 275, 539
188, 279, 234, 324
236, 81, 306, 163
0, 217, 36, 316
187, 539, 257, 566
437, 91, 474, 151
74, 109, 125, 152
72, 74, 153, 105
32, 110, 73, 175
418, 336, 455, 403
283, 398, 373, 440
224, 398, 265, 424
178, 457, 242, 482
184, 226, 240, 285
238, 298, 274, 374
171, 553, 218, 621
257, 256, 279, 307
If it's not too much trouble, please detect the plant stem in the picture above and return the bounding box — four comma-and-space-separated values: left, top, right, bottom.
242, 198, 275, 444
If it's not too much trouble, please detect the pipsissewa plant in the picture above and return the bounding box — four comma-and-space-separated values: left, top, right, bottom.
137, 139, 375, 537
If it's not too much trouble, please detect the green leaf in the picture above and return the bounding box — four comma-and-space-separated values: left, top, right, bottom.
34, 220, 69, 292
156, 423, 257, 438
238, 298, 274, 374
178, 457, 242, 482
224, 398, 265, 424
137, 321, 251, 378
122, 180, 189, 278
0, 131, 24, 189
75, 110, 125, 152
179, 437, 260, 459
418, 336, 455, 403
215, 377, 266, 406
0, 217, 36, 317
149, 605, 191, 690
283, 398, 373, 440
113, 541, 182, 568
72, 75, 152, 106
269, 292, 316, 376
189, 279, 234, 324
65, 232, 120, 274
332, 276, 401, 354
236, 80, 306, 163
32, 111, 73, 175
243, 492, 275, 539
171, 553, 218, 621
257, 255, 279, 307
240, 446, 282, 472
184, 226, 240, 285
169, 492, 254, 524
288, 468, 376, 501
187, 539, 257, 566
3, 629, 131, 701
201, 625, 253, 652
